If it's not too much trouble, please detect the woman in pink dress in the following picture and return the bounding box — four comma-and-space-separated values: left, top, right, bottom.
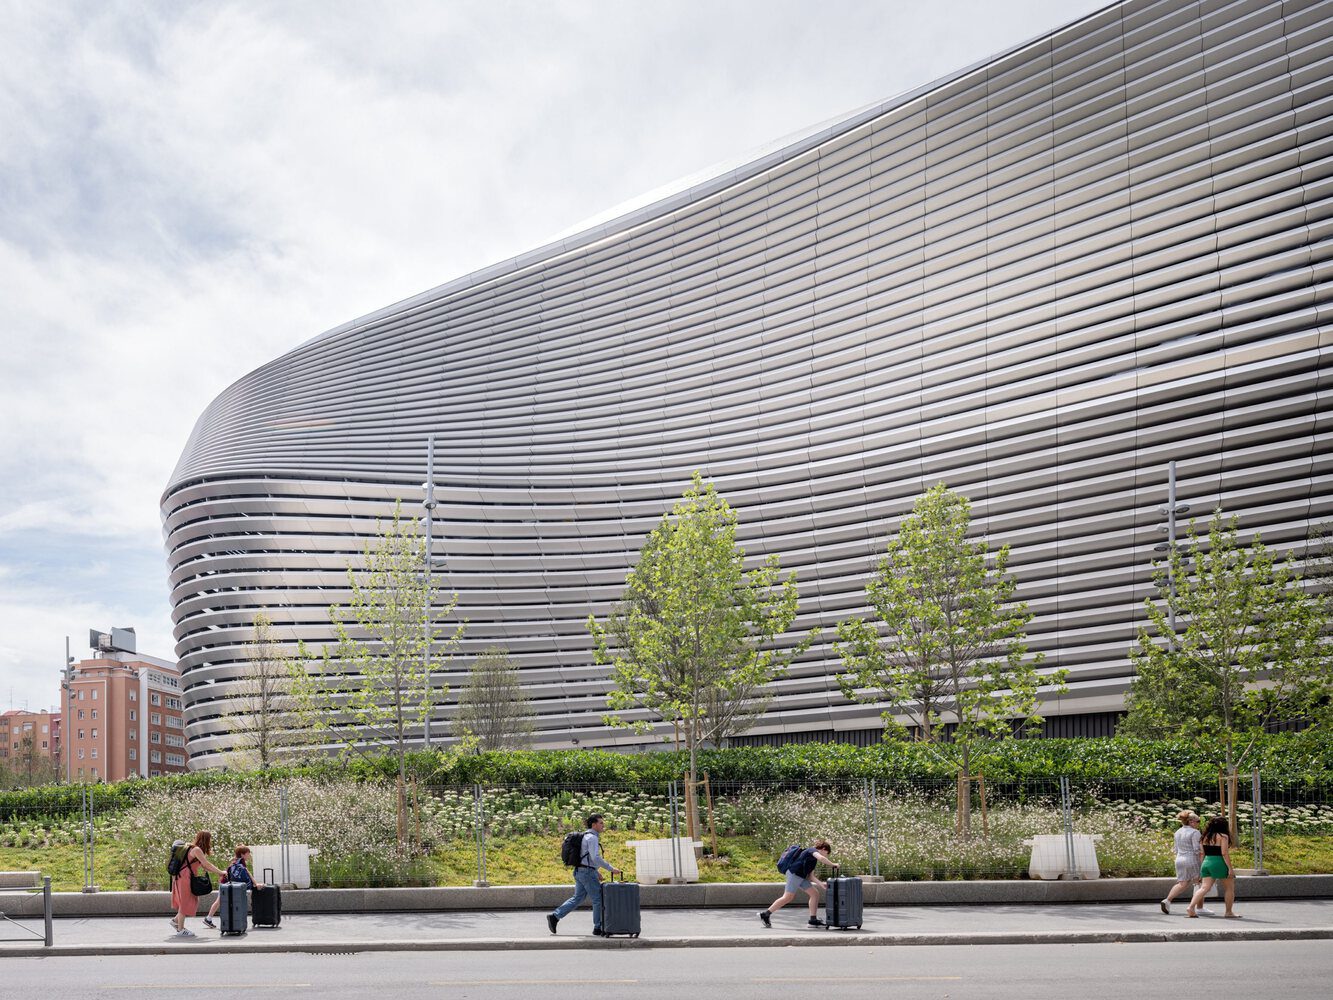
170, 830, 227, 937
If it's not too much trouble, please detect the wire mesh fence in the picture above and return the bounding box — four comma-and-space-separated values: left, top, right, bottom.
1, 772, 1329, 891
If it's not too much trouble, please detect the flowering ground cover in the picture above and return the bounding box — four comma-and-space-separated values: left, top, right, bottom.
3, 779, 1330, 890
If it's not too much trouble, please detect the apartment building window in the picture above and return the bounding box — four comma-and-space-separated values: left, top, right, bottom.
150, 750, 162, 763
150, 693, 161, 706
91, 767, 97, 777
41, 741, 48, 749
77, 709, 84, 720
91, 710, 98, 720
150, 769, 159, 777
78, 768, 84, 777
129, 690, 136, 702
151, 732, 161, 744
129, 748, 137, 761
166, 753, 185, 767
78, 729, 84, 739
166, 716, 182, 729
129, 730, 136, 741
41, 724, 48, 733
78, 749, 85, 760
166, 697, 182, 710
150, 713, 161, 725
166, 734, 185, 748
129, 710, 137, 722
78, 691, 84, 700
91, 728, 98, 739
91, 748, 98, 759
92, 690, 98, 700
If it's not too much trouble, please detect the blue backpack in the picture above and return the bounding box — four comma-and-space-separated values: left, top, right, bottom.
776, 844, 806, 875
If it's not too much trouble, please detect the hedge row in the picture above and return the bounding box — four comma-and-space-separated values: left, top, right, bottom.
3, 731, 1330, 819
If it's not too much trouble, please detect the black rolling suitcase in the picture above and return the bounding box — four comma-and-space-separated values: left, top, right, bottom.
601, 872, 640, 938
825, 875, 863, 930
252, 871, 282, 928
218, 880, 248, 935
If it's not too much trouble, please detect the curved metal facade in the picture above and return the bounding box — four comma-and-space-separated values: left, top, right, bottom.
165, 0, 1333, 769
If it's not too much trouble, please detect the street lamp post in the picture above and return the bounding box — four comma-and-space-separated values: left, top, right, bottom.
1154, 461, 1191, 643
422, 435, 438, 750
61, 636, 74, 783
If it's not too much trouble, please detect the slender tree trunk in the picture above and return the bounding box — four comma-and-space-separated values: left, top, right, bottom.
957, 741, 973, 838
1224, 736, 1238, 843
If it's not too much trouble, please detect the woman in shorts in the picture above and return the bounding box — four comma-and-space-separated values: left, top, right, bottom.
1188, 816, 1240, 918
1160, 810, 1209, 914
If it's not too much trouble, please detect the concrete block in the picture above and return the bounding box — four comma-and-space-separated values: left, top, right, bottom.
0, 871, 41, 889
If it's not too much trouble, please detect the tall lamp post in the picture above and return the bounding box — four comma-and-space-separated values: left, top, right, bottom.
61, 636, 74, 783
1154, 461, 1191, 644
422, 435, 438, 750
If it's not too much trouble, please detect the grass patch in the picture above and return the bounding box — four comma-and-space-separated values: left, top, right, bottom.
0, 843, 134, 892
430, 831, 783, 886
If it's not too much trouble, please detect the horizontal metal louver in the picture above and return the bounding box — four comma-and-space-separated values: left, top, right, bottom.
163, 0, 1333, 769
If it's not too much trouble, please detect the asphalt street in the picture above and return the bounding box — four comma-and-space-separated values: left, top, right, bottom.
3, 940, 1329, 1000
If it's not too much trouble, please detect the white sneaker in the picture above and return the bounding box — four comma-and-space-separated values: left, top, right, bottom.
177, 928, 196, 938
1197, 906, 1214, 915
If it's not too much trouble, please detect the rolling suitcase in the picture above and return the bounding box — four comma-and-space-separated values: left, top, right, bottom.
252, 870, 282, 928
601, 872, 641, 938
218, 880, 248, 935
825, 875, 863, 930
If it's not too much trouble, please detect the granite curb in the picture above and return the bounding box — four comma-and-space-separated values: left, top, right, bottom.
6, 874, 1331, 918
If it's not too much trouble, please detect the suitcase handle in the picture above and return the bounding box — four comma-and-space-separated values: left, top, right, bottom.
263, 867, 274, 884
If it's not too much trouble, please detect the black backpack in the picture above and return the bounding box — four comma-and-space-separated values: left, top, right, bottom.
775, 844, 805, 874
166, 840, 189, 878
560, 830, 586, 867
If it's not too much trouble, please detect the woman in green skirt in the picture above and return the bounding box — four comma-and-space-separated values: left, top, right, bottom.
1187, 816, 1240, 918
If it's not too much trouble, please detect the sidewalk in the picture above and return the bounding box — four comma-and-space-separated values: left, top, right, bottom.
3, 899, 1331, 957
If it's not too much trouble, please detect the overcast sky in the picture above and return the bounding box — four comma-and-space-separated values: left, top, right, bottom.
0, 0, 1106, 713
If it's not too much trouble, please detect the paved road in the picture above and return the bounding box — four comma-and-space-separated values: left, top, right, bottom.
3, 941, 1329, 1000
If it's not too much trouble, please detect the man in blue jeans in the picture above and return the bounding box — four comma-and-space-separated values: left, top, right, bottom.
547, 813, 620, 936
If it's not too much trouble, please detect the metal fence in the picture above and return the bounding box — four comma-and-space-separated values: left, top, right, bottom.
1, 772, 1329, 892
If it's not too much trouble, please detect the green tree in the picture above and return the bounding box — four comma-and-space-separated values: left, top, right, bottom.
590, 473, 815, 818
1122, 510, 1328, 831
295, 502, 464, 843
224, 613, 309, 771
835, 483, 1061, 834
12, 731, 57, 787
454, 646, 536, 751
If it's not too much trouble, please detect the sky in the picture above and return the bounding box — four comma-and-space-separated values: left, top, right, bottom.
0, 0, 1107, 713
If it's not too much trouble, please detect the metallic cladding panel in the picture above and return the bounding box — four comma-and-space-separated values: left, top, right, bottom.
164, 0, 1333, 767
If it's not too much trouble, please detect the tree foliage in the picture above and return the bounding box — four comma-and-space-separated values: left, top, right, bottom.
590, 473, 815, 796
0, 731, 59, 789
224, 613, 307, 771
835, 483, 1063, 832
1122, 510, 1328, 774
292, 502, 464, 842
454, 646, 535, 751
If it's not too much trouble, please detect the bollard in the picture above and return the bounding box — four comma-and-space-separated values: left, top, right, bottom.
43, 875, 53, 948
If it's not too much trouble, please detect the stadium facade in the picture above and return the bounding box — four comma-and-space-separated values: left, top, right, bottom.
165, 0, 1333, 768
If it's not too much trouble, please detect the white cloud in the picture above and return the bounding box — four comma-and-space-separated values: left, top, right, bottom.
0, 582, 176, 714
0, 0, 1104, 714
